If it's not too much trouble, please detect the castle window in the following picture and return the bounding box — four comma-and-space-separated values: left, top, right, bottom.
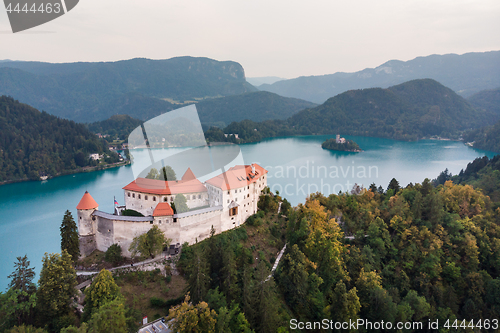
150, 221, 153, 224
153, 197, 156, 201
173, 218, 177, 223
192, 195, 195, 200
170, 197, 174, 202
164, 197, 168, 202
145, 195, 148, 200
159, 220, 161, 224
247, 194, 250, 198
132, 193, 135, 198
128, 192, 130, 197
198, 194, 201, 199
92, 216, 96, 221
227, 191, 230, 195
138, 194, 141, 199
248, 186, 249, 189
227, 199, 229, 203
235, 190, 237, 194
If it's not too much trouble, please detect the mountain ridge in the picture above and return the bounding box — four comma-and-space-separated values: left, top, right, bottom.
259, 51, 500, 103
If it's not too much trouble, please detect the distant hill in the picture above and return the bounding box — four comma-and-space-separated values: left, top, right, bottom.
0, 96, 120, 182
206, 79, 497, 142
196, 91, 317, 128
259, 51, 500, 103
0, 57, 256, 122
468, 87, 500, 115
246, 76, 285, 86
87, 115, 143, 141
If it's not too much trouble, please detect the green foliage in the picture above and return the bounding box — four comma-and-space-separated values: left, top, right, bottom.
8, 255, 36, 294
160, 166, 176, 181
87, 115, 143, 141
60, 323, 88, 333
36, 250, 77, 322
88, 299, 127, 333
321, 138, 361, 152
6, 325, 47, 333
121, 209, 144, 217
463, 117, 500, 153
0, 288, 37, 330
60, 210, 80, 262
128, 225, 170, 259
0, 96, 120, 182
173, 194, 189, 213
104, 244, 123, 265
83, 269, 122, 322
468, 87, 500, 115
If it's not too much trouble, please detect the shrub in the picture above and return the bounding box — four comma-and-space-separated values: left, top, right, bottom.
105, 244, 123, 265
121, 209, 144, 217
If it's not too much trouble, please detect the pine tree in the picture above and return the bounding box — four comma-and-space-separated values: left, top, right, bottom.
187, 246, 211, 304
60, 210, 80, 262
8, 255, 36, 294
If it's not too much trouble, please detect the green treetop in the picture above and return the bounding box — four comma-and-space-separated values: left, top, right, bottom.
60, 210, 80, 262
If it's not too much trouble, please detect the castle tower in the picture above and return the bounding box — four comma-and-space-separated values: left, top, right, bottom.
76, 191, 99, 257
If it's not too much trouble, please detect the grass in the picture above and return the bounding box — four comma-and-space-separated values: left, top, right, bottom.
114, 269, 188, 322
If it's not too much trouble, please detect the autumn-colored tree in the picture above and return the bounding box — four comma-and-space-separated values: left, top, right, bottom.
167, 294, 217, 333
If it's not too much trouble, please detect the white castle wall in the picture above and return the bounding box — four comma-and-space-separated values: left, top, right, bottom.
79, 170, 267, 258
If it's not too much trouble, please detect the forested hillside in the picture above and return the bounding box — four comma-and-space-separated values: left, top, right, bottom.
206, 79, 497, 143
0, 96, 119, 182
175, 177, 500, 331
196, 91, 316, 128
87, 115, 143, 141
0, 57, 256, 122
259, 51, 500, 103
468, 88, 500, 115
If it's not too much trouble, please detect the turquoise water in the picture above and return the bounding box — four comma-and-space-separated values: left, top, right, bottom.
0, 135, 496, 290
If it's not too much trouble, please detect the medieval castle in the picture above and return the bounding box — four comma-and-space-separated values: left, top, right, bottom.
76, 164, 268, 257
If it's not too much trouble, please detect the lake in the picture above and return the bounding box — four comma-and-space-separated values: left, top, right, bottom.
0, 134, 496, 290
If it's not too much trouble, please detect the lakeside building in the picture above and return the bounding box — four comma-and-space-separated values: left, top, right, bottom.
77, 164, 268, 257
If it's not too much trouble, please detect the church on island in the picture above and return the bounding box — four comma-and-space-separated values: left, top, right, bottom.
76, 164, 268, 258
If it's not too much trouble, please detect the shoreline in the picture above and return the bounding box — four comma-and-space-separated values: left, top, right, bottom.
0, 160, 130, 187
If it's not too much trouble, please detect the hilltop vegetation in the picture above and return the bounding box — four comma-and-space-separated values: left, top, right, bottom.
196, 91, 316, 128
468, 87, 500, 115
0, 57, 256, 122
87, 115, 143, 141
206, 79, 496, 143
0, 96, 120, 183
259, 50, 500, 103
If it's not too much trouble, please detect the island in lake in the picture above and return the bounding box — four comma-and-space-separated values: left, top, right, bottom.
322, 134, 362, 152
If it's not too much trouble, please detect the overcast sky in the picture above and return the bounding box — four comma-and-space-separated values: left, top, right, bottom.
0, 0, 499, 78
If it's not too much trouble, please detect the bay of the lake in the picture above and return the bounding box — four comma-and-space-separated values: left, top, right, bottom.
0, 135, 496, 290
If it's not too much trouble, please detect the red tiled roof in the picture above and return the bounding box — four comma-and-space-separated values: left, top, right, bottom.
153, 202, 174, 216
123, 177, 207, 195
76, 191, 99, 210
181, 168, 196, 181
205, 164, 268, 190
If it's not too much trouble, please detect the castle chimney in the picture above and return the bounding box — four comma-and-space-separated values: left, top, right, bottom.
251, 164, 255, 174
